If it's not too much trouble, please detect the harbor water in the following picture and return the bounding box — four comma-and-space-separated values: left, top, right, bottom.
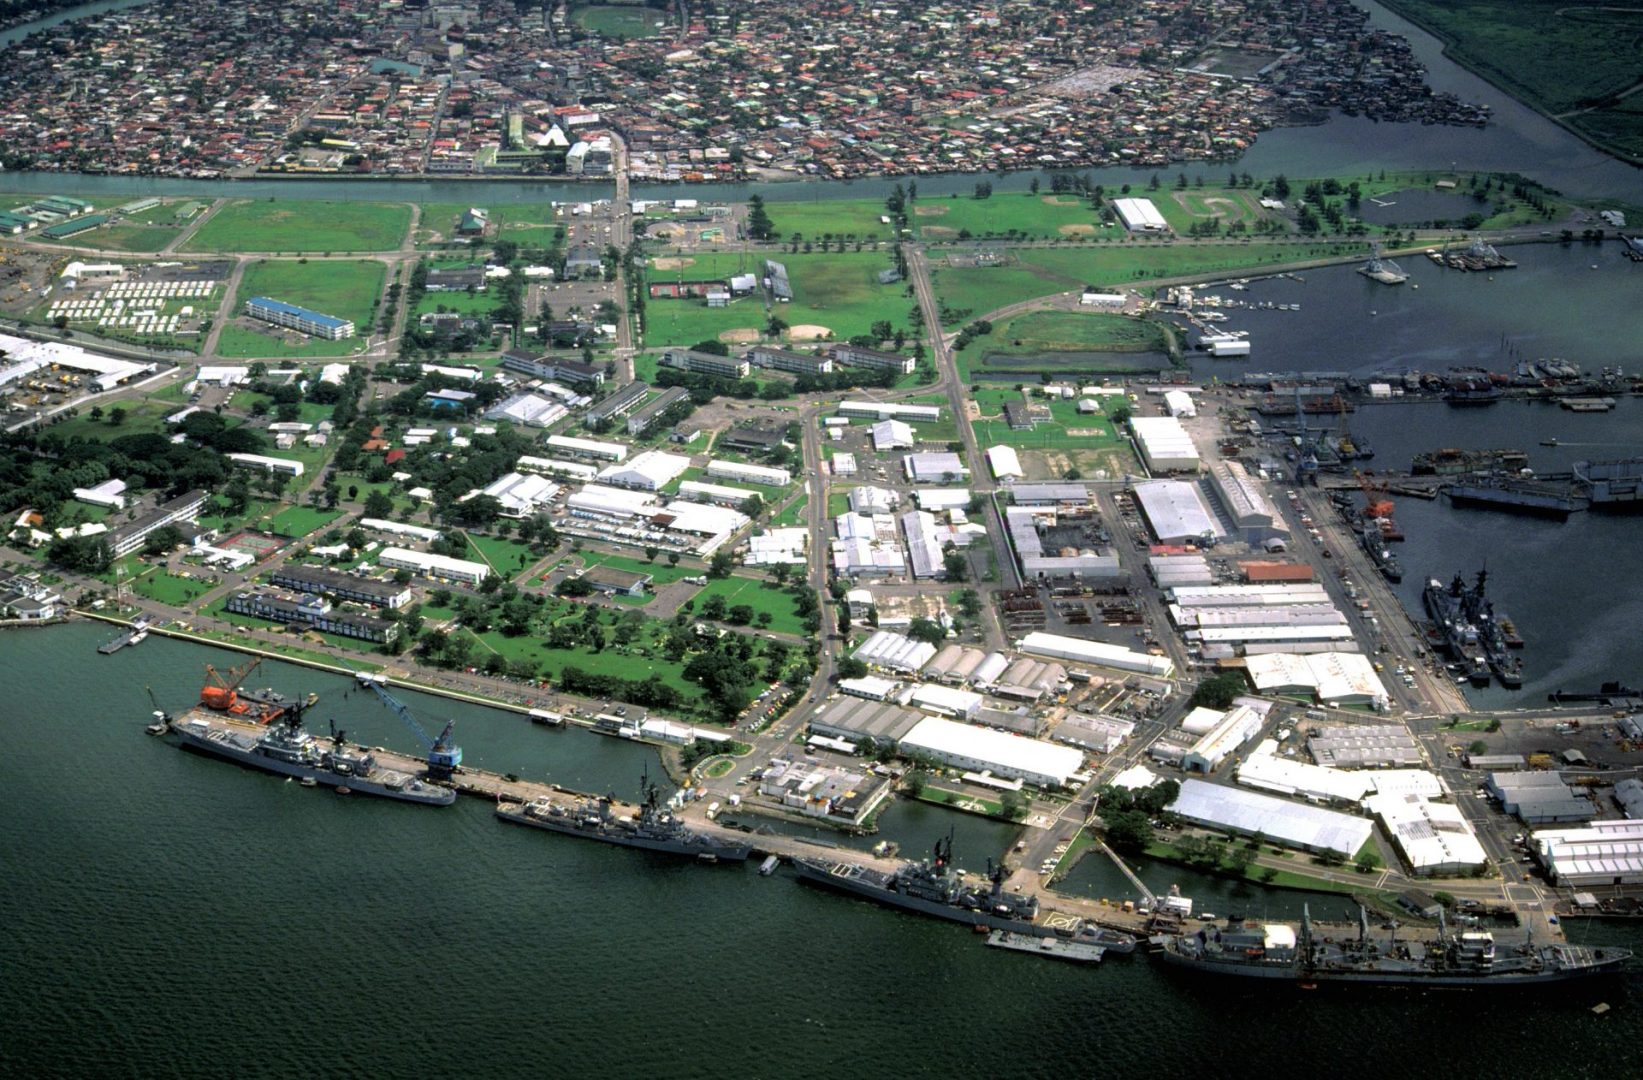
2, 624, 1642, 1079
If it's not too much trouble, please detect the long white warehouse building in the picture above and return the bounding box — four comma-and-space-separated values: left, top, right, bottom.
1017, 631, 1175, 677
707, 459, 791, 487
1130, 416, 1200, 473
897, 716, 1085, 788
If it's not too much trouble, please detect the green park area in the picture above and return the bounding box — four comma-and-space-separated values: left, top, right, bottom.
956, 310, 1170, 380
759, 198, 899, 243
55, 224, 180, 253
183, 199, 413, 253
415, 202, 565, 249
267, 506, 343, 539
931, 240, 1373, 324
684, 574, 808, 636
215, 259, 384, 358
1379, 0, 1643, 161
571, 3, 667, 38
643, 250, 913, 347
557, 549, 700, 587
912, 192, 1104, 241
131, 569, 216, 607
463, 532, 542, 581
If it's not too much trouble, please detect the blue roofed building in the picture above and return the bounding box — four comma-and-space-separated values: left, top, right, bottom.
245, 297, 355, 340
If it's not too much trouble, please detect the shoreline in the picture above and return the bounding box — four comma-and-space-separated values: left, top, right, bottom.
1373, 0, 1643, 173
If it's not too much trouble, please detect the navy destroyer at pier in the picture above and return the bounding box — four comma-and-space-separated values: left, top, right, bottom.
1157, 907, 1628, 987
157, 694, 457, 806
495, 767, 752, 862
1423, 568, 1523, 688
793, 832, 1048, 934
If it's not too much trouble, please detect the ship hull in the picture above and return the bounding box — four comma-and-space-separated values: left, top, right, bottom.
792, 859, 1051, 935
170, 725, 455, 805
495, 804, 752, 862
1156, 946, 1630, 986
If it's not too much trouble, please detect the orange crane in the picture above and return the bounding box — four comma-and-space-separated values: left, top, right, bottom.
199, 657, 263, 713
1358, 472, 1395, 521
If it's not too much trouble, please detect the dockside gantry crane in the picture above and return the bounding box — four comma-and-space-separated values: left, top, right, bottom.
367, 682, 463, 780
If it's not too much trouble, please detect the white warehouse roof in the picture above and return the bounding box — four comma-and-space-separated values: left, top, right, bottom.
1130, 415, 1200, 472
598, 449, 691, 490
986, 445, 1024, 480
707, 459, 791, 486
898, 716, 1085, 788
1169, 779, 1373, 858
1017, 631, 1175, 677
855, 630, 937, 673
1133, 480, 1220, 544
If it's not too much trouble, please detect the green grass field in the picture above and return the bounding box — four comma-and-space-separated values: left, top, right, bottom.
216, 259, 384, 358
571, 3, 667, 38
55, 224, 181, 253
416, 202, 565, 250
913, 192, 1101, 241
770, 495, 808, 528
267, 506, 343, 538
760, 198, 899, 243
932, 240, 1372, 324
958, 310, 1170, 379
685, 574, 807, 635
969, 387, 1128, 452
464, 532, 542, 580
642, 250, 911, 347
571, 549, 699, 585
131, 570, 215, 607
184, 200, 412, 253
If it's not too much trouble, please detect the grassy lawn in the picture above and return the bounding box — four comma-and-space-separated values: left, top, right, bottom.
770, 494, 808, 528
570, 549, 698, 585
184, 199, 412, 253
217, 259, 384, 358
931, 240, 1371, 324
56, 224, 181, 253
182, 623, 381, 671
642, 249, 911, 347
48, 400, 174, 441
760, 198, 898, 243
194, 497, 280, 534
969, 387, 1127, 452
131, 570, 216, 607
464, 532, 542, 580
268, 506, 343, 538
958, 310, 1171, 380
1142, 838, 1392, 899
913, 192, 1101, 241
416, 202, 565, 250
684, 574, 807, 635
570, 3, 667, 38
914, 786, 1013, 820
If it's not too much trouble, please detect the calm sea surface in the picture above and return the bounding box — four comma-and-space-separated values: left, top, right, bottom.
3, 625, 1642, 1080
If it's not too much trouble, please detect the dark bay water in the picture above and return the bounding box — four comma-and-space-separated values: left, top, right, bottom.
3, 624, 1642, 1080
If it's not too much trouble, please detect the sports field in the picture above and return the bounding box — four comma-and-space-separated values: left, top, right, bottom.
758, 199, 898, 243
571, 4, 667, 38
216, 259, 383, 358
183, 200, 413, 253
913, 193, 1102, 241
416, 202, 564, 249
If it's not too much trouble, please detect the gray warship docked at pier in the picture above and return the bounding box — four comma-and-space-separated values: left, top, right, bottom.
495, 768, 752, 862
792, 832, 1050, 934
157, 697, 457, 807
1157, 906, 1628, 987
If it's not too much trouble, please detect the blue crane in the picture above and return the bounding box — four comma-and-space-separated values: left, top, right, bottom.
368, 682, 463, 780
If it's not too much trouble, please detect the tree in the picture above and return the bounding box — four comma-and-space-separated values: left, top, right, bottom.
747, 195, 775, 240
108, 406, 126, 426
708, 549, 734, 579
942, 547, 969, 581
904, 771, 927, 798
727, 604, 754, 625
1188, 672, 1247, 710
363, 490, 395, 518
1467, 740, 1489, 756
837, 657, 868, 680
1356, 850, 1383, 874
142, 524, 183, 557
1103, 810, 1153, 851
700, 594, 729, 621
906, 617, 946, 645
643, 545, 660, 563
